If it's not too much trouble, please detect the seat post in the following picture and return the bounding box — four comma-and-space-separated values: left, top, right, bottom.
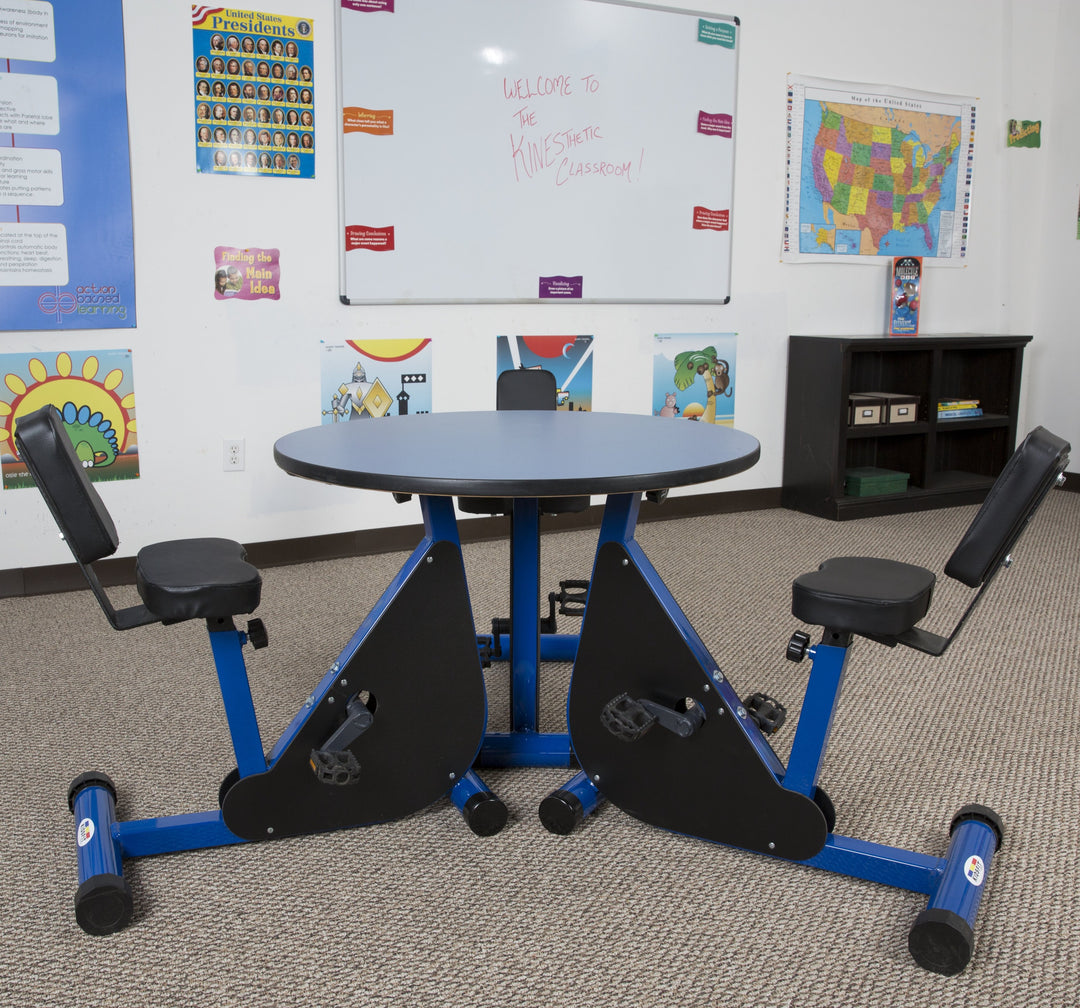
783, 631, 852, 799
207, 618, 267, 779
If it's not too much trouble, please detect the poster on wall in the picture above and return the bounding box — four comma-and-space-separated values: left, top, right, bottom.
495, 335, 593, 411
0, 348, 139, 489
0, 0, 136, 331
193, 6, 315, 179
213, 245, 280, 299
320, 339, 432, 422
651, 334, 736, 425
784, 75, 977, 264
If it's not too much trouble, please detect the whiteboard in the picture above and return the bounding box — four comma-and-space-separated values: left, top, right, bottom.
337, 0, 739, 304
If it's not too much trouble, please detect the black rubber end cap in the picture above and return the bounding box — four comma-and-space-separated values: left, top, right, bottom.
908, 907, 974, 975
67, 771, 117, 813
74, 873, 134, 936
538, 789, 584, 835
463, 791, 508, 837
951, 803, 1004, 851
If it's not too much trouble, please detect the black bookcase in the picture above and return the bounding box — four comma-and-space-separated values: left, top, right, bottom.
782, 334, 1031, 520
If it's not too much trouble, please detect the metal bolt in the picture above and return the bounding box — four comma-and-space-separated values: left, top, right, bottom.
767, 841, 775, 850
621, 558, 629, 566
339, 679, 348, 688
717, 706, 725, 716
449, 771, 456, 780
327, 696, 335, 704
703, 684, 711, 692
736, 706, 747, 719
267, 826, 274, 835
426, 556, 434, 564
331, 662, 340, 673
593, 774, 600, 783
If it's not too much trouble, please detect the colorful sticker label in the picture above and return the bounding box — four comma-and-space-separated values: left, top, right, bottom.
345, 225, 395, 251
697, 111, 732, 138
692, 206, 729, 231
698, 19, 736, 48
964, 855, 986, 886
538, 275, 583, 299
343, 107, 393, 135
76, 817, 95, 847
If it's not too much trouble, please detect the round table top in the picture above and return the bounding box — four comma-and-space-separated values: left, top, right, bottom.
274, 410, 760, 498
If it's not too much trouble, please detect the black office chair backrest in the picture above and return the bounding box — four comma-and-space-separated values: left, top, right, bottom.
496, 368, 558, 411
945, 426, 1070, 588
14, 404, 121, 566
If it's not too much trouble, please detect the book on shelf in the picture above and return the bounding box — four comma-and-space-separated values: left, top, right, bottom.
888, 256, 922, 336
938, 397, 980, 410
938, 407, 984, 419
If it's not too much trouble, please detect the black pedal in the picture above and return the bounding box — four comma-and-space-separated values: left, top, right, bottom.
309, 749, 361, 785
743, 692, 787, 734
600, 693, 656, 741
551, 580, 589, 617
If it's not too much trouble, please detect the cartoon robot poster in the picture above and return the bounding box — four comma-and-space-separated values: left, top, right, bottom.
320, 339, 432, 422
0, 348, 139, 489
495, 335, 593, 411
651, 333, 736, 425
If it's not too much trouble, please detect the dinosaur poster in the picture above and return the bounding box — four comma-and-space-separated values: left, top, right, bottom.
320, 339, 432, 422
651, 333, 737, 425
0, 348, 139, 489
495, 335, 593, 411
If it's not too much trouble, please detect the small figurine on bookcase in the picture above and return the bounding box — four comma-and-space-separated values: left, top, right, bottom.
888, 256, 922, 336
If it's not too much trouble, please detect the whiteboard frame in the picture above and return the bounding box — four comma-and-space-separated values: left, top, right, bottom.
336, 0, 739, 305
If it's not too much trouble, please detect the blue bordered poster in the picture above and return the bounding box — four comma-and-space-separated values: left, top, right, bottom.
0, 0, 136, 330
193, 6, 315, 179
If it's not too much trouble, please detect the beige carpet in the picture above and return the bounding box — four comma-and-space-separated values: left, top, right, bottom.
1, 493, 1078, 1007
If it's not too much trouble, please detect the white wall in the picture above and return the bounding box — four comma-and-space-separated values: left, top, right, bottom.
3, 0, 1074, 570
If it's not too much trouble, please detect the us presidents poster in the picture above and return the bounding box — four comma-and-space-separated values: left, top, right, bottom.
784, 75, 977, 263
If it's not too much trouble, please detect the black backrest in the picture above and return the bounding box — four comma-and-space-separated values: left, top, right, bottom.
496, 368, 557, 411
945, 426, 1070, 587
13, 404, 120, 565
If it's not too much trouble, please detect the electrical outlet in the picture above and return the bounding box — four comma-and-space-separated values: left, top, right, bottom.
223, 438, 245, 471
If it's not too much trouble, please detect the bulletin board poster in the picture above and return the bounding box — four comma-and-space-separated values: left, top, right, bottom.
495, 335, 594, 412
651, 333, 736, 425
193, 6, 315, 178
320, 339, 432, 422
0, 348, 139, 489
0, 0, 136, 331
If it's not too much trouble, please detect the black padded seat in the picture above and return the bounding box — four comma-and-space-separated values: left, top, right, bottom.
792, 556, 936, 637
136, 539, 262, 622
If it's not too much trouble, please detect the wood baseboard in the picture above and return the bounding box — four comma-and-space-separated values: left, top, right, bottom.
0, 487, 782, 599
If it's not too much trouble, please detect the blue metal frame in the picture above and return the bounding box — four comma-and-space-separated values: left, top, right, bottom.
553, 491, 1000, 967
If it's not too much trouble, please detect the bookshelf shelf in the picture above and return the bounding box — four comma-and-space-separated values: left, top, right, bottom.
781, 334, 1031, 520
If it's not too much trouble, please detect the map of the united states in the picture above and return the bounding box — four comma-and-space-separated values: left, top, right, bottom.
806, 102, 961, 256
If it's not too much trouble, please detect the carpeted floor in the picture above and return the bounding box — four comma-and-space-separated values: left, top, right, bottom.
1, 493, 1077, 1007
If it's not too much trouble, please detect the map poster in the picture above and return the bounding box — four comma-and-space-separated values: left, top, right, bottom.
784, 75, 977, 264
192, 7, 315, 179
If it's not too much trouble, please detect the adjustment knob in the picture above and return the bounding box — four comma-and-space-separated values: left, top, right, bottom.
786, 630, 811, 663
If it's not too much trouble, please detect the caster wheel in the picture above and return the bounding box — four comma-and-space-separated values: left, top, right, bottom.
538, 789, 584, 835
463, 791, 508, 837
75, 873, 134, 936
908, 908, 974, 975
